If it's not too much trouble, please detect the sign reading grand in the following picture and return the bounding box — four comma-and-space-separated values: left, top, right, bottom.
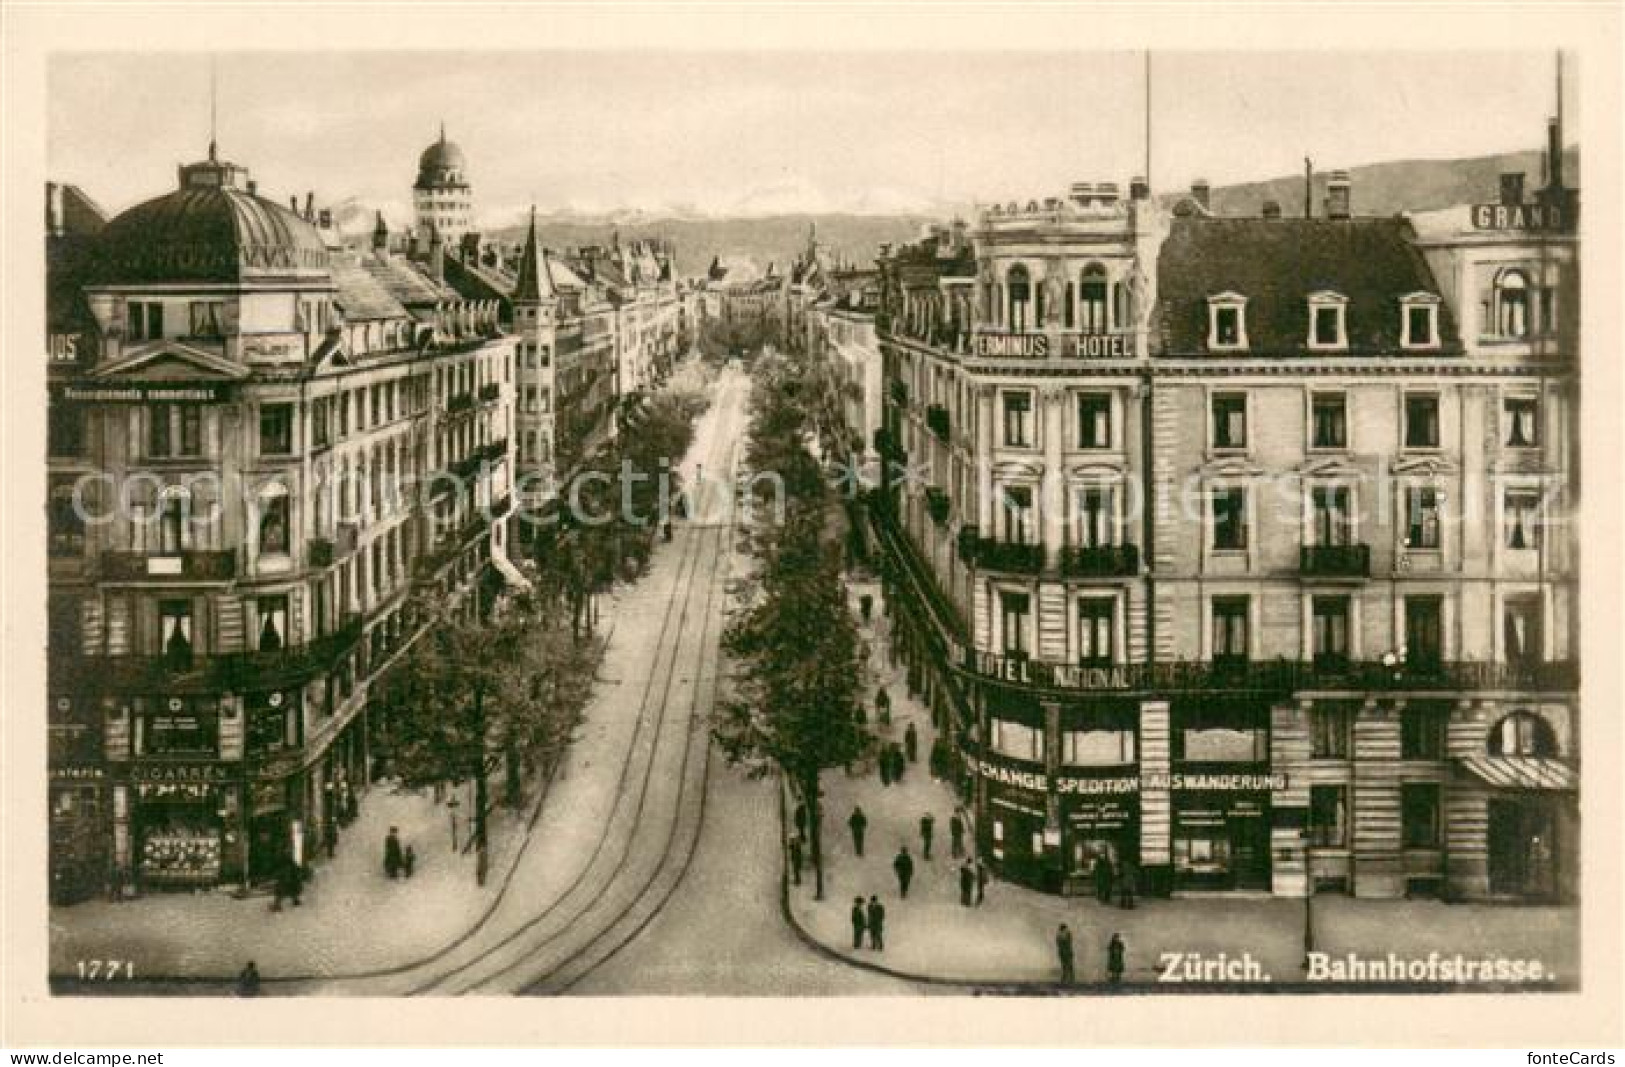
1471, 202, 1570, 232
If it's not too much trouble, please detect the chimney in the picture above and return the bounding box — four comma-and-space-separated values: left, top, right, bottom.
1325, 170, 1351, 220
1261, 199, 1282, 220
246, 179, 258, 197
1547, 116, 1564, 191
1069, 181, 1093, 206
290, 195, 299, 213
304, 191, 315, 221
1190, 178, 1210, 211
1500, 172, 1526, 206
1129, 175, 1150, 201
318, 208, 333, 228
45, 182, 64, 238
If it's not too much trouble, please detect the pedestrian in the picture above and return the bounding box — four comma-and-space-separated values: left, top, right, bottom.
859, 593, 874, 623
876, 686, 891, 719
878, 749, 892, 787
793, 801, 808, 839
403, 844, 416, 878
866, 895, 886, 951
890, 744, 907, 784
949, 809, 965, 858
850, 896, 867, 950
344, 784, 358, 823
893, 845, 915, 898
848, 805, 868, 856
904, 721, 919, 763
384, 826, 403, 879
929, 737, 948, 780
271, 856, 302, 910
1093, 851, 1115, 904
237, 960, 261, 997
975, 860, 988, 905
1107, 933, 1126, 985
854, 704, 868, 728
789, 834, 804, 885
959, 861, 974, 906
1118, 857, 1137, 910
919, 812, 935, 860
1056, 924, 1076, 985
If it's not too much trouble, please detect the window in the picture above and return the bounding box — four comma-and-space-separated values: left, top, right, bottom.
1211, 487, 1248, 551
1211, 596, 1250, 662
127, 301, 163, 341
1402, 702, 1447, 760
1074, 487, 1114, 548
1062, 729, 1134, 766
1077, 393, 1111, 449
260, 404, 294, 455
1488, 711, 1556, 757
1493, 270, 1530, 338
1403, 300, 1439, 349
257, 595, 288, 652
49, 482, 86, 557
149, 405, 201, 458
1310, 702, 1353, 759
1405, 487, 1441, 549
1404, 395, 1440, 449
1311, 486, 1353, 546
1212, 393, 1247, 449
1311, 394, 1347, 449
157, 490, 186, 554
1000, 485, 1034, 544
1002, 391, 1033, 447
1310, 300, 1346, 349
1503, 597, 1542, 666
1006, 265, 1032, 332
48, 403, 84, 457
1405, 596, 1444, 669
338, 392, 351, 438
259, 491, 290, 556
1402, 784, 1441, 849
311, 397, 331, 449
1504, 490, 1542, 550
1208, 296, 1247, 350
991, 717, 1042, 762
189, 300, 224, 338
1309, 785, 1348, 848
999, 591, 1030, 657
159, 600, 193, 665
1077, 597, 1115, 666
1312, 596, 1351, 665
1504, 397, 1539, 448
1079, 264, 1108, 332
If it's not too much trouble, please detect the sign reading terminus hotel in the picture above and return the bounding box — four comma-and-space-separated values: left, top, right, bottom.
972, 332, 1135, 359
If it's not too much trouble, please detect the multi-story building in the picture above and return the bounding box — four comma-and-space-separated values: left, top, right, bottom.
413, 125, 473, 247
46, 143, 518, 902
868, 134, 1578, 903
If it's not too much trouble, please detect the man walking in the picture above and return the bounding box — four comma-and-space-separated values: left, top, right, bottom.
848, 805, 868, 856
866, 895, 886, 951
1093, 851, 1115, 904
1117, 857, 1137, 909
959, 861, 974, 906
975, 860, 988, 905
893, 845, 915, 898
1056, 924, 1076, 985
876, 687, 891, 724
890, 744, 907, 784
878, 749, 892, 787
789, 834, 804, 885
949, 809, 966, 858
904, 721, 919, 763
850, 896, 867, 950
793, 801, 808, 840
919, 811, 935, 860
384, 826, 403, 879
236, 961, 261, 997
1107, 933, 1126, 985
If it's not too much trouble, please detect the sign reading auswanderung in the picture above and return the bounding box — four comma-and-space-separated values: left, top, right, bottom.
964, 754, 1286, 794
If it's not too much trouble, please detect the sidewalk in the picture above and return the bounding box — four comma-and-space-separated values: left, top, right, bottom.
782, 575, 1580, 989
49, 584, 630, 982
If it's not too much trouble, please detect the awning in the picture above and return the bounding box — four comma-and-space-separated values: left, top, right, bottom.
1455, 755, 1578, 792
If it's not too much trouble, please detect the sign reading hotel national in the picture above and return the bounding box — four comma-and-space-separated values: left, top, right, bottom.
950, 642, 1143, 691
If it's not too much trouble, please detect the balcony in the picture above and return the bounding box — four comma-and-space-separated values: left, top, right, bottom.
62, 615, 367, 694
447, 392, 475, 415
926, 404, 951, 441
968, 537, 1045, 574
1059, 543, 1140, 578
98, 550, 236, 582
1300, 543, 1371, 578
478, 382, 502, 404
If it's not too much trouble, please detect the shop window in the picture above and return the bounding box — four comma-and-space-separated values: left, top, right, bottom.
1002, 391, 1033, 447
1504, 397, 1539, 448
1309, 784, 1348, 847
1503, 597, 1543, 666
1062, 728, 1134, 766
48, 403, 85, 458
1310, 702, 1354, 759
990, 717, 1043, 763
135, 697, 218, 756
999, 592, 1030, 657
1312, 596, 1351, 666
1000, 485, 1034, 544
1504, 489, 1542, 550
1211, 487, 1248, 551
1402, 784, 1441, 849
159, 599, 193, 665
1404, 394, 1440, 449
1311, 394, 1347, 450
1076, 393, 1111, 449
1401, 702, 1448, 760
1405, 596, 1444, 668
1211, 393, 1247, 449
1211, 596, 1249, 663
1077, 597, 1115, 666
1488, 711, 1557, 758
1310, 486, 1353, 546
260, 404, 294, 456
257, 595, 288, 652
1404, 487, 1441, 550
1074, 487, 1114, 548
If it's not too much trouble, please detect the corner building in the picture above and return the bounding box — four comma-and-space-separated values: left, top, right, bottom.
870, 154, 1577, 902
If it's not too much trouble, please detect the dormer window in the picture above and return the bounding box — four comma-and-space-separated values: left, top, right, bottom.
1400, 292, 1442, 350
1207, 293, 1248, 351
1307, 291, 1348, 351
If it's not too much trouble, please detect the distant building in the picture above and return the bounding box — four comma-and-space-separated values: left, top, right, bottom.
413, 124, 473, 247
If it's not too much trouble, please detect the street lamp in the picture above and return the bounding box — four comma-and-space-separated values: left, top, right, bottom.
1301, 828, 1315, 971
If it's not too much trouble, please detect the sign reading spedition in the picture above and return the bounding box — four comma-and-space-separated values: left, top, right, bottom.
967, 754, 1285, 793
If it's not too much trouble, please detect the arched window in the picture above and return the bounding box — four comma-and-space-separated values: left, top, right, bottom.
258, 483, 290, 557
1007, 264, 1032, 332
1495, 270, 1530, 338
1488, 711, 1557, 758
1080, 263, 1109, 332
158, 485, 190, 554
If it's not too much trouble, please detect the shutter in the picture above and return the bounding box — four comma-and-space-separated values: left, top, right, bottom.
105, 595, 131, 656
215, 595, 245, 653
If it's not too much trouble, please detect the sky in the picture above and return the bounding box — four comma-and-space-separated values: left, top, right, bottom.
47, 51, 1576, 229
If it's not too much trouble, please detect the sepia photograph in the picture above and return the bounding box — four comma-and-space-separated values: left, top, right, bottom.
4, 1, 1622, 1052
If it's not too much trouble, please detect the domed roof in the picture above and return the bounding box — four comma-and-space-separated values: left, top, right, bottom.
93, 161, 329, 284
415, 125, 469, 190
